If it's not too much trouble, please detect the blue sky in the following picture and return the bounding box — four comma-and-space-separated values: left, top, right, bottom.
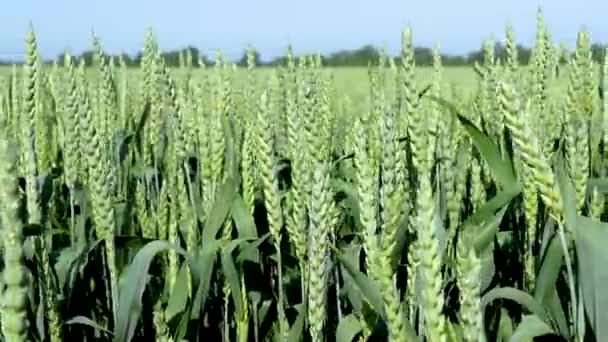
2, 1, 607, 61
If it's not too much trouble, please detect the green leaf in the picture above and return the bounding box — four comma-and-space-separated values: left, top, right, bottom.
340, 246, 364, 313
359, 301, 379, 336
60, 240, 104, 310
287, 302, 306, 342
546, 289, 569, 338
165, 262, 190, 322
237, 233, 270, 264
534, 236, 563, 304
454, 155, 511, 294
554, 156, 577, 231
114, 240, 186, 342
190, 240, 222, 320
533, 232, 570, 337
221, 246, 244, 319
54, 245, 85, 290
174, 308, 191, 342
472, 205, 509, 255
336, 252, 384, 317
258, 298, 273, 327
336, 314, 362, 342
231, 195, 258, 239
66, 316, 114, 336
459, 190, 514, 254
459, 115, 517, 187
481, 287, 548, 323
201, 177, 238, 242
429, 95, 517, 187
479, 246, 495, 293
497, 308, 514, 341
509, 315, 555, 342
574, 215, 608, 340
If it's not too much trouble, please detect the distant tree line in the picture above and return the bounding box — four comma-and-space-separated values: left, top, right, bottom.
53, 46, 212, 67
313, 42, 607, 67
2, 42, 607, 67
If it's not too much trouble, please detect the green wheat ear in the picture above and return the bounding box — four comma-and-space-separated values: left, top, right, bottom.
0, 136, 30, 342
505, 23, 519, 83
307, 162, 333, 341
499, 82, 564, 222
62, 51, 82, 190
456, 231, 483, 342
256, 89, 288, 337
23, 27, 41, 225
417, 172, 447, 341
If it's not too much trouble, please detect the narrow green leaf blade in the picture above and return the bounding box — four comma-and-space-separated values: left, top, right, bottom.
221, 248, 244, 318
428, 95, 517, 187
336, 252, 385, 317
509, 315, 555, 342
458, 114, 517, 187
336, 314, 362, 342
574, 215, 608, 340
231, 194, 258, 239
534, 236, 563, 303
481, 287, 548, 323
189, 240, 222, 320
287, 303, 306, 342
202, 177, 238, 242
497, 308, 514, 341
66, 316, 114, 336
114, 240, 186, 342
165, 262, 190, 322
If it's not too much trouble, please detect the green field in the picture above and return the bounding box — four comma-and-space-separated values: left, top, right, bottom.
0, 64, 573, 109
0, 16, 606, 342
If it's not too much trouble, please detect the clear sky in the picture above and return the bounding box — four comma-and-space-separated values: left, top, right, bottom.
2, 1, 607, 62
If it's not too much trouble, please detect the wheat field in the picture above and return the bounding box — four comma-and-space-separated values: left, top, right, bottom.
0, 9, 606, 342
